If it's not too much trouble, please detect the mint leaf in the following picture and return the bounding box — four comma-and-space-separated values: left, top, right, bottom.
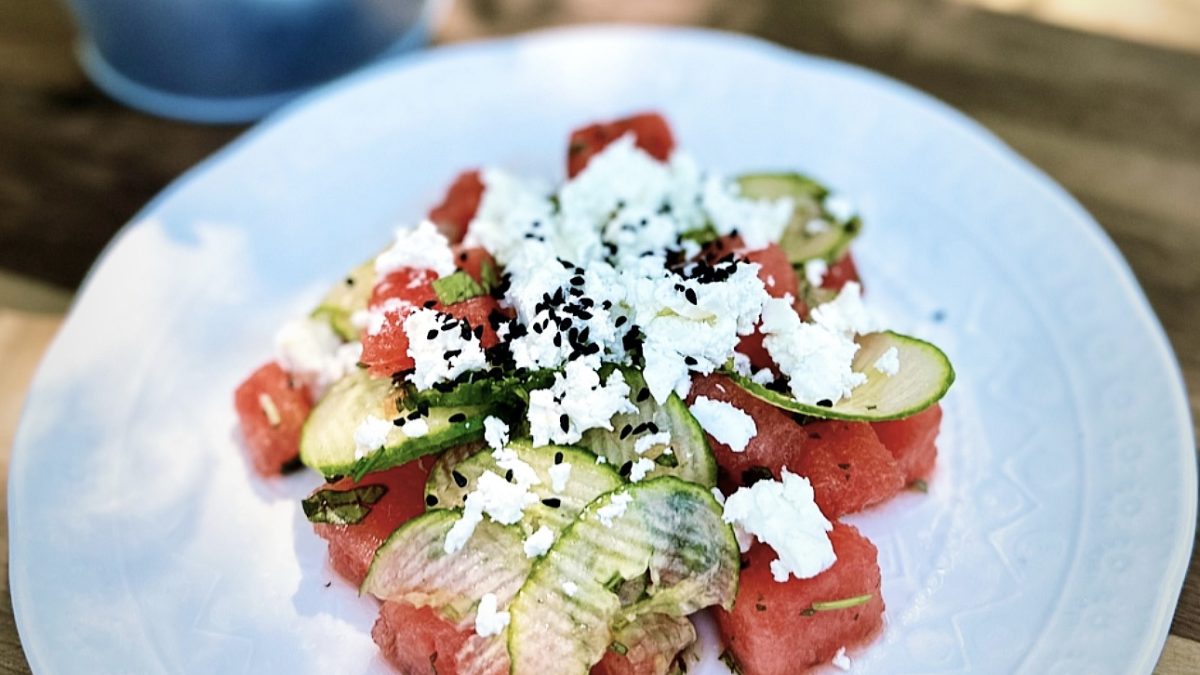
302, 484, 388, 525
432, 271, 486, 306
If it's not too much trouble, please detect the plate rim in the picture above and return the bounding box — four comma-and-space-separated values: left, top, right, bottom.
9, 24, 1195, 674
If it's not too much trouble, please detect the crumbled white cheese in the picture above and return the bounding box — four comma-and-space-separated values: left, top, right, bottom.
595, 492, 633, 528
443, 504, 483, 554
701, 176, 795, 251
750, 367, 776, 386
804, 259, 828, 288
721, 469, 836, 582
403, 308, 488, 390
832, 647, 851, 671
689, 397, 757, 453
375, 220, 457, 278
805, 217, 831, 235
474, 593, 510, 638
596, 455, 608, 465
633, 430, 671, 456
824, 194, 856, 223
491, 447, 541, 488
527, 362, 636, 446
810, 281, 877, 336
561, 580, 579, 597
444, 469, 540, 553
483, 416, 510, 451
523, 525, 555, 558
760, 297, 865, 405
629, 457, 656, 483
275, 318, 359, 397
548, 462, 572, 494
396, 417, 428, 439
352, 414, 392, 460
873, 346, 900, 376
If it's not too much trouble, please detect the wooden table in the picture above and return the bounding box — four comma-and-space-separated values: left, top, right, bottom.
2, 0, 1197, 671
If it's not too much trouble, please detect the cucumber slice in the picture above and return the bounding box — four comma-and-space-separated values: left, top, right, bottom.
363, 509, 528, 675
299, 368, 489, 478
310, 259, 375, 341
608, 613, 696, 675
579, 368, 716, 487
736, 173, 860, 265
727, 331, 954, 421
362, 509, 530, 621
401, 370, 556, 410
507, 478, 738, 674
425, 441, 623, 535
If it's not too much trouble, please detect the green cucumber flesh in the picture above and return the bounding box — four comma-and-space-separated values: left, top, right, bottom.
299, 368, 488, 478
507, 477, 738, 675
727, 330, 954, 421
425, 440, 623, 536
736, 173, 859, 265
310, 259, 376, 341
401, 370, 556, 410
579, 368, 717, 487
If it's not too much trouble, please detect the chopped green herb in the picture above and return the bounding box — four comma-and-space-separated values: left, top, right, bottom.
608, 641, 629, 656
432, 271, 486, 305
910, 478, 929, 493
301, 484, 388, 525
801, 593, 874, 616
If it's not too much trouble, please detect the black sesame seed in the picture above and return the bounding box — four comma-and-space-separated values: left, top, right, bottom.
425, 494, 438, 507
637, 388, 650, 402
423, 300, 438, 309
473, 325, 484, 339
542, 498, 561, 508
615, 316, 628, 327
448, 412, 467, 423
505, 469, 514, 483
816, 399, 834, 408
646, 422, 659, 434
618, 461, 633, 477
570, 275, 585, 286
684, 356, 698, 366
452, 471, 468, 488
559, 414, 570, 433
685, 288, 698, 304
554, 451, 564, 465
619, 424, 633, 440
444, 349, 462, 359
407, 410, 422, 421
345, 277, 355, 286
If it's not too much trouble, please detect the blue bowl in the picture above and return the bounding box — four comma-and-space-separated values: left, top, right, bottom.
64, 0, 438, 123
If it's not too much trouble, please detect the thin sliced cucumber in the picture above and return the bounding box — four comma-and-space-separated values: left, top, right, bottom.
579, 368, 716, 487
727, 331, 954, 421
362, 509, 529, 621
425, 441, 622, 536
310, 259, 375, 341
736, 173, 860, 265
608, 613, 696, 675
400, 370, 555, 410
299, 368, 488, 478
363, 509, 528, 675
507, 478, 738, 674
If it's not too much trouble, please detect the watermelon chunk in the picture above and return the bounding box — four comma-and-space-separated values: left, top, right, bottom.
567, 113, 675, 178
428, 170, 484, 245
373, 601, 472, 675
821, 252, 861, 292
715, 523, 884, 674
871, 403, 942, 484
789, 420, 905, 519
233, 362, 312, 476
312, 457, 436, 585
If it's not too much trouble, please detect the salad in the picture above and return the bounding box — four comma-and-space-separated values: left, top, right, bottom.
234, 113, 954, 674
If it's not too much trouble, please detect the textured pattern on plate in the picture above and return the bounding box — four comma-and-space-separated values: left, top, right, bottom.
8, 27, 1193, 675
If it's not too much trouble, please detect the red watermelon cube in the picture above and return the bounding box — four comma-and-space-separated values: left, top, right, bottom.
871, 404, 942, 485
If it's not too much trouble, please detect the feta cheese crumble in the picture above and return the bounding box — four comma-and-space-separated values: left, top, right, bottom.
523, 525, 555, 558
403, 308, 488, 390
629, 457, 657, 483
688, 397, 757, 453
832, 647, 852, 671
275, 318, 360, 396
444, 470, 539, 553
701, 176, 795, 251
396, 417, 429, 439
352, 415, 392, 460
474, 593, 510, 638
633, 430, 671, 456
721, 469, 836, 582
561, 580, 579, 597
874, 346, 900, 376
760, 297, 865, 405
548, 462, 572, 494
527, 362, 636, 446
483, 416, 510, 451
595, 492, 633, 528
804, 258, 828, 288
375, 220, 457, 278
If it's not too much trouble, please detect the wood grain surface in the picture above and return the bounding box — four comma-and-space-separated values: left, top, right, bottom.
1, 0, 1196, 672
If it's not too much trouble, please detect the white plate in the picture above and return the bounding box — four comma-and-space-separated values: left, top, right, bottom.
10, 26, 1194, 675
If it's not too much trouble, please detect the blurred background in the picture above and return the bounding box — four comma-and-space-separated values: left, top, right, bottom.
1, 0, 1198, 672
